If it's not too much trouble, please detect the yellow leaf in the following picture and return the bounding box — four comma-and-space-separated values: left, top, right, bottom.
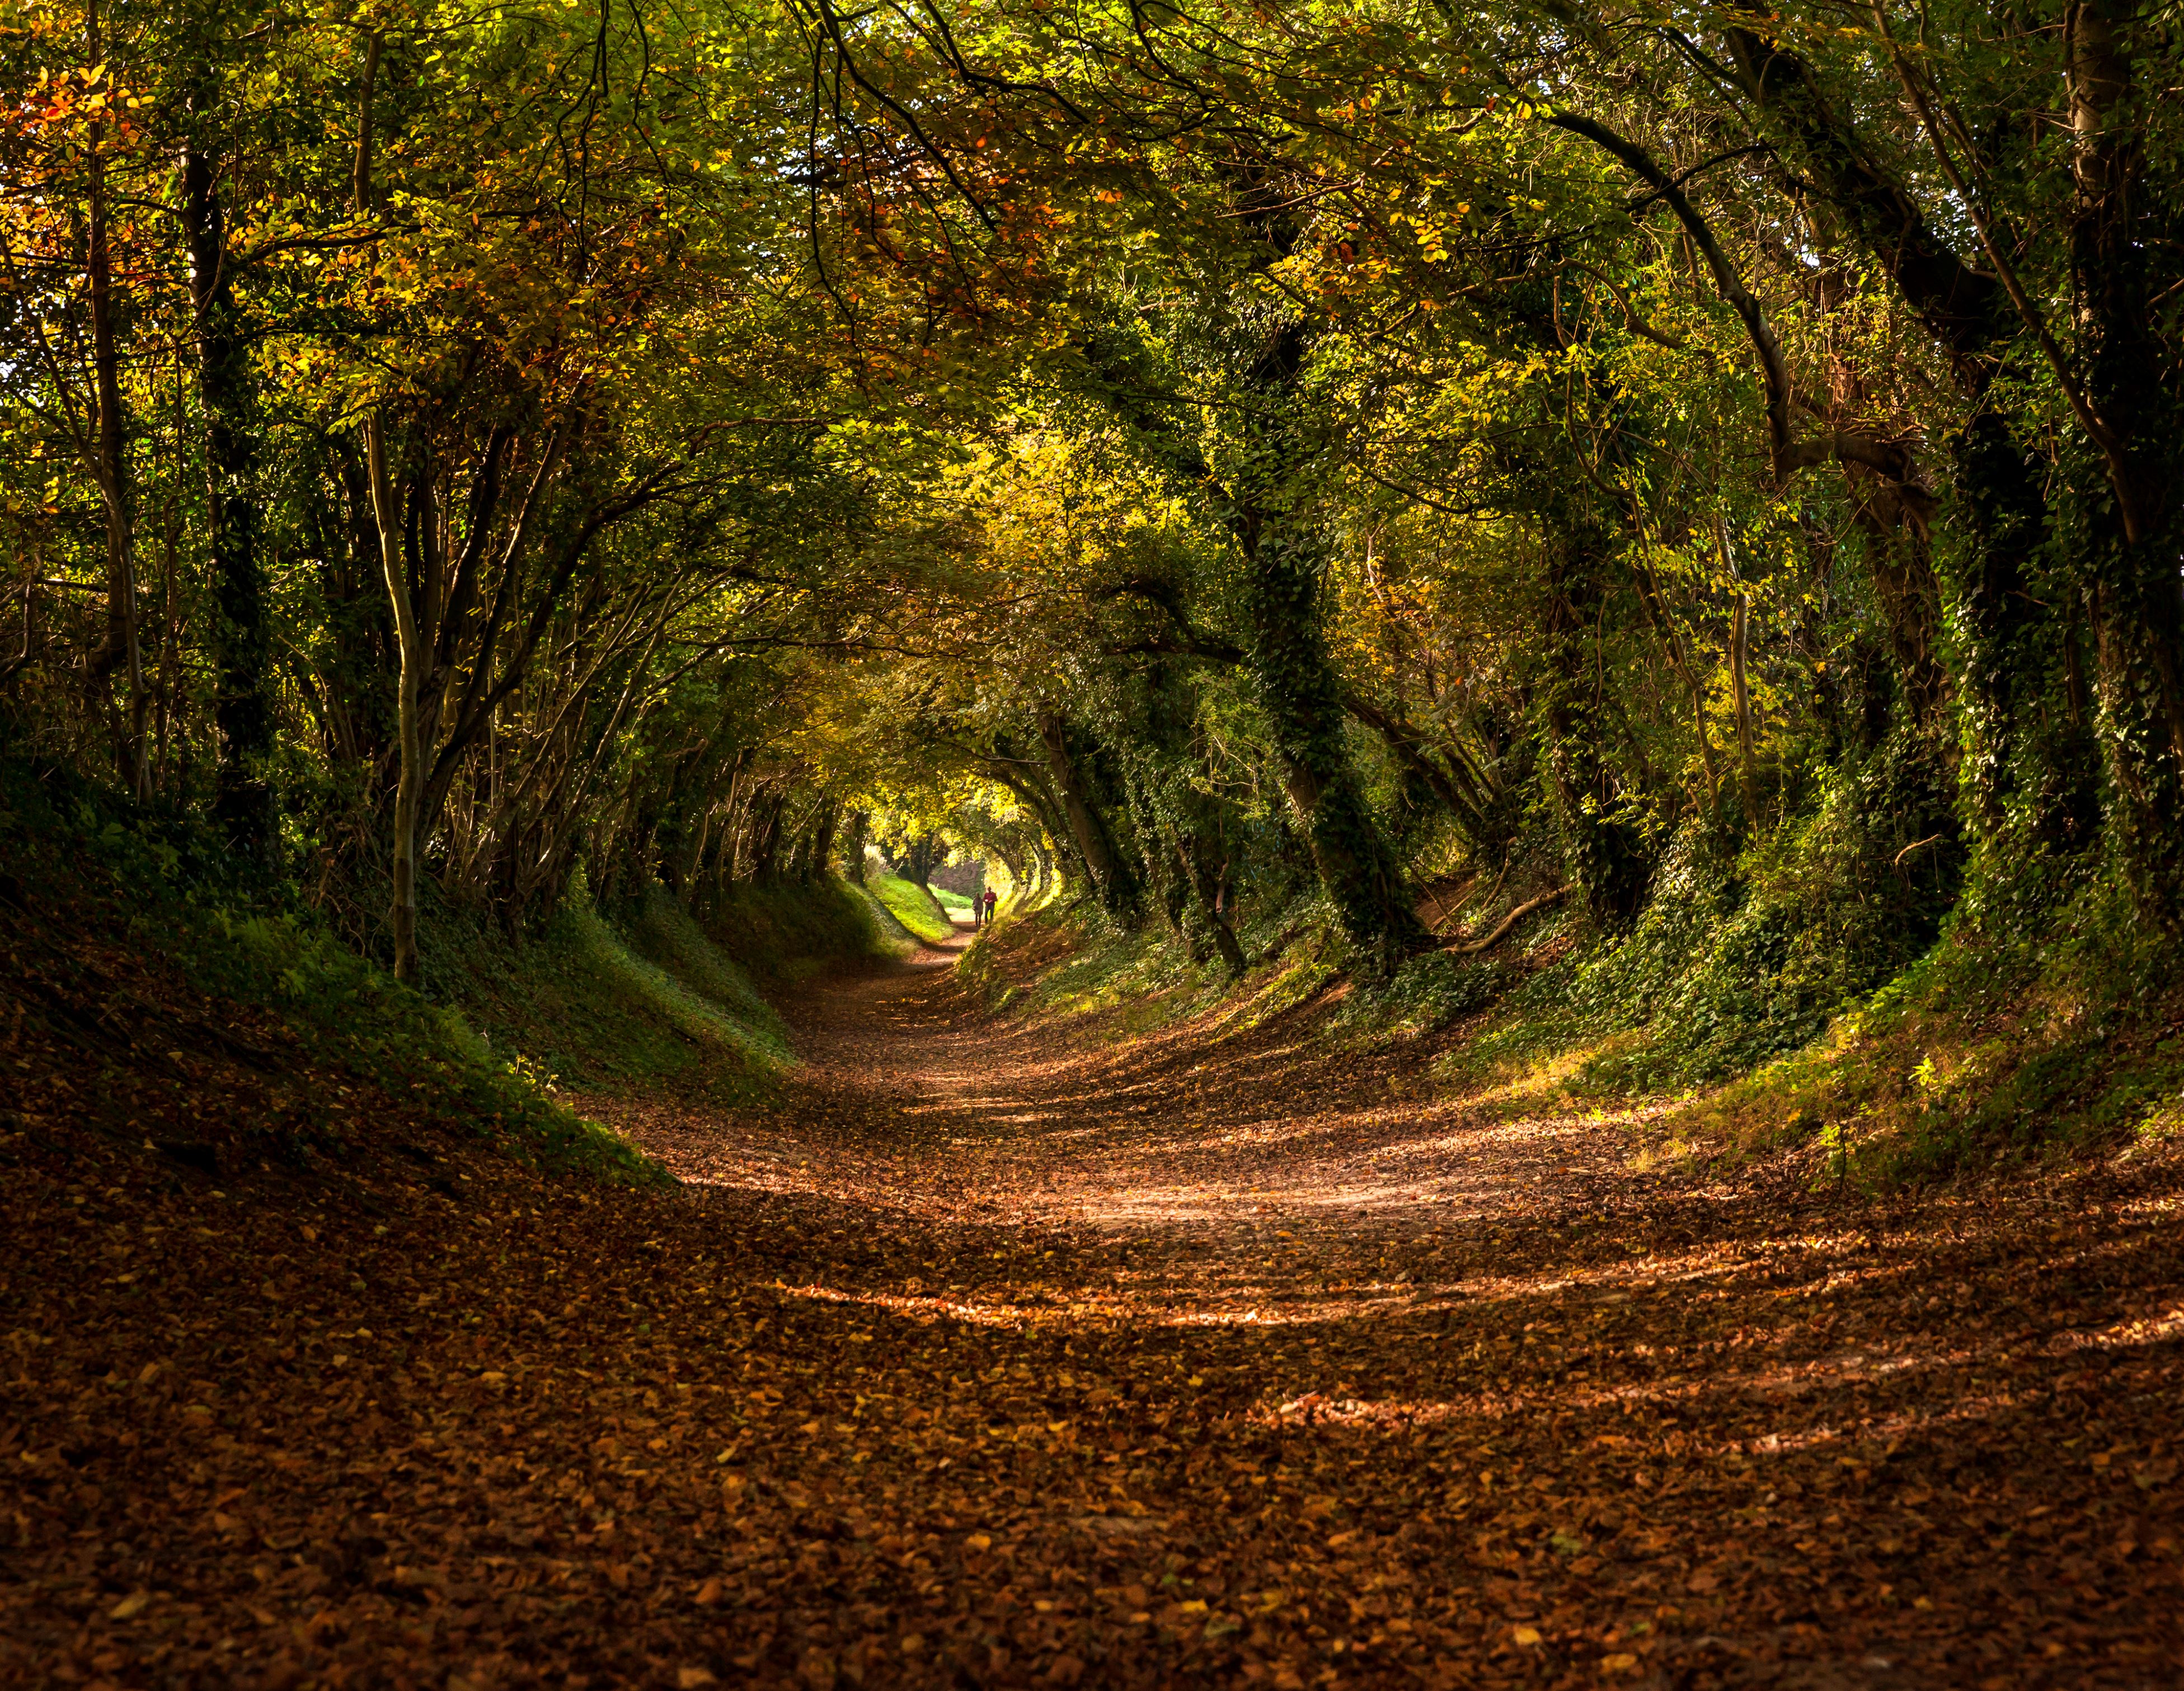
110, 1591, 151, 1620
1604, 1654, 1638, 1672
966, 1533, 992, 1550
1513, 1626, 1541, 1646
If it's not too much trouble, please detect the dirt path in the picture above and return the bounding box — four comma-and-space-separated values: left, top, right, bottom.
604, 923, 2184, 1687
8, 923, 2184, 1689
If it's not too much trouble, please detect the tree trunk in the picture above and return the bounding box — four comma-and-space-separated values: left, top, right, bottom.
842, 809, 870, 884
1077, 308, 1424, 968
1729, 591, 1762, 834
1176, 822, 1246, 977
805, 800, 839, 881
1228, 326, 1428, 975
1125, 771, 1185, 933
1035, 710, 1141, 923
904, 828, 941, 895
1537, 511, 1649, 926
2064, 0, 2184, 918
82, 0, 147, 800
366, 415, 421, 984
750, 790, 788, 882
183, 138, 274, 857
1950, 408, 2101, 854
1845, 487, 1950, 739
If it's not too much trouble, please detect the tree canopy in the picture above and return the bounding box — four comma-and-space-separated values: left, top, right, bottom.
7, 0, 2181, 1019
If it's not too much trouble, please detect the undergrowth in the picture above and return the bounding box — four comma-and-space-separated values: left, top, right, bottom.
1669, 872, 2184, 1180
0, 760, 895, 1184
957, 794, 2182, 1183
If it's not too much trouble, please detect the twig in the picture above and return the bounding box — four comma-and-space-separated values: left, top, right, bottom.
1427, 856, 1509, 937
1892, 833, 1946, 871
1443, 886, 1568, 956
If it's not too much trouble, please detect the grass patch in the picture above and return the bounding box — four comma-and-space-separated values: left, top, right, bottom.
212, 910, 666, 1183
0, 764, 899, 1186
865, 871, 955, 943
448, 890, 788, 1107
0, 765, 665, 1185
701, 877, 902, 979
955, 890, 1335, 1037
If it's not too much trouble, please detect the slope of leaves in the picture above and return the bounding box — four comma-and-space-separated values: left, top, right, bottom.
8, 900, 2184, 1689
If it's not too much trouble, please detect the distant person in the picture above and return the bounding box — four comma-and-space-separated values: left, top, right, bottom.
982, 887, 998, 926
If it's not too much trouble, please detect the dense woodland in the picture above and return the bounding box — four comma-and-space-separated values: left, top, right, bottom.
12, 4, 2184, 1683
8, 0, 2184, 1117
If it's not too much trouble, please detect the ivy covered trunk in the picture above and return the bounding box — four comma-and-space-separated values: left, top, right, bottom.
1036, 710, 1142, 925
184, 140, 274, 861
1536, 507, 1649, 928
1242, 523, 1426, 973
2064, 2, 2184, 922
1230, 326, 1429, 977
841, 809, 870, 884
1949, 408, 2099, 863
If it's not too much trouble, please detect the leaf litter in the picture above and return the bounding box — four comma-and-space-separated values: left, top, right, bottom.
5, 923, 2184, 1689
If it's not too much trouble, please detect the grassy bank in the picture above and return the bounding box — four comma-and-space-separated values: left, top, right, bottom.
953, 861, 2184, 1183
864, 871, 955, 943
702, 876, 905, 979
0, 764, 895, 1187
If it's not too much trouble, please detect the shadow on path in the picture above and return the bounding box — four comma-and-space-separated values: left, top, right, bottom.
7, 915, 2182, 1690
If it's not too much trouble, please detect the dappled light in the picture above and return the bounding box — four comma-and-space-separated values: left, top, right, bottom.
541, 923, 2184, 1685
10, 0, 2184, 1679
9, 859, 2184, 1688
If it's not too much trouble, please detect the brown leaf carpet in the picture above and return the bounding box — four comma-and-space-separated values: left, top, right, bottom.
6, 922, 2183, 1689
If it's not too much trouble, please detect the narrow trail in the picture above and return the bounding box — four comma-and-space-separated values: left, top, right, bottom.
7, 921, 2184, 1689
602, 922, 2184, 1687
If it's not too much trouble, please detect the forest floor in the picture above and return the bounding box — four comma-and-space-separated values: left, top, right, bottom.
6, 918, 2184, 1689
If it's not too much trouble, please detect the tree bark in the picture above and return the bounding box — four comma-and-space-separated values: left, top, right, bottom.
365, 416, 421, 983
183, 137, 274, 857
82, 0, 146, 799
1035, 710, 1141, 923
